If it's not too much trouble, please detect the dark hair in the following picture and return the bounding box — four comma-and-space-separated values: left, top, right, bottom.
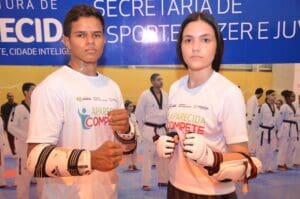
63, 4, 105, 37
6, 92, 13, 97
150, 73, 160, 82
266, 89, 275, 96
124, 100, 133, 109
281, 90, 294, 101
22, 82, 35, 94
255, 88, 264, 95
176, 12, 224, 72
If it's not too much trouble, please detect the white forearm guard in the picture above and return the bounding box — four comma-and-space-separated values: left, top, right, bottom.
212, 157, 262, 182
27, 144, 92, 177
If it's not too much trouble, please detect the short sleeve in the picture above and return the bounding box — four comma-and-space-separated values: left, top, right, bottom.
220, 87, 248, 145
135, 92, 147, 123
253, 105, 263, 130
27, 82, 64, 145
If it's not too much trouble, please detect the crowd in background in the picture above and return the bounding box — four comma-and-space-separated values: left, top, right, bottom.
246, 88, 300, 173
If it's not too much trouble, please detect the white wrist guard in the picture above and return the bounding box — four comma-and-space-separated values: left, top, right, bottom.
27, 144, 92, 177
113, 121, 137, 155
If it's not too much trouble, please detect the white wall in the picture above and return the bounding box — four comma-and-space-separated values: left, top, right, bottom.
272, 64, 295, 95
293, 64, 300, 96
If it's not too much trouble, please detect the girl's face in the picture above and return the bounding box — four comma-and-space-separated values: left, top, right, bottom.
275, 100, 282, 109
127, 103, 134, 113
267, 92, 276, 104
181, 20, 217, 72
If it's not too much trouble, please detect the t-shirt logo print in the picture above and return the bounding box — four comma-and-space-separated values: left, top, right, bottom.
77, 107, 111, 130
78, 108, 90, 130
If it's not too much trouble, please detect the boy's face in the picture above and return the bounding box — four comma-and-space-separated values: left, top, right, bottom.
257, 92, 263, 99
63, 16, 105, 65
151, 75, 163, 88
7, 93, 14, 103
290, 93, 296, 103
28, 86, 35, 98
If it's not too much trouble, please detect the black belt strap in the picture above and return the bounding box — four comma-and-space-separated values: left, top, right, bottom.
283, 120, 299, 140
144, 122, 166, 142
259, 125, 274, 145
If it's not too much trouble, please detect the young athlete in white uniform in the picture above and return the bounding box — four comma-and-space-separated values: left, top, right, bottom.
26, 5, 135, 199
123, 100, 140, 171
156, 12, 260, 199
0, 116, 8, 188
7, 83, 36, 198
294, 95, 300, 166
135, 73, 169, 190
277, 90, 298, 170
246, 88, 264, 156
254, 90, 279, 173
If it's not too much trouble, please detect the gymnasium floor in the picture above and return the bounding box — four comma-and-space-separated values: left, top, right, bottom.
1, 144, 300, 199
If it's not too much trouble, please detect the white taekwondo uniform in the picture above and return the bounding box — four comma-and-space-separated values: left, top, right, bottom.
246, 95, 259, 155
277, 103, 299, 167
293, 104, 300, 165
135, 87, 169, 186
123, 113, 140, 168
255, 102, 279, 172
8, 101, 34, 199
0, 116, 7, 186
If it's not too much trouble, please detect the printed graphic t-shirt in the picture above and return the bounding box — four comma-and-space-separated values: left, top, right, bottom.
168, 71, 248, 195
27, 66, 124, 199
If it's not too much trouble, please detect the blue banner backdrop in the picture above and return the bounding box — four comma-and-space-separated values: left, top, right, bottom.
0, 0, 299, 66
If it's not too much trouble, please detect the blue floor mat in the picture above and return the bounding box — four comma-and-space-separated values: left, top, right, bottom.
1, 157, 300, 199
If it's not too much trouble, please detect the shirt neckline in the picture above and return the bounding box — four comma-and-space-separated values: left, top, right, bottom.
63, 65, 101, 80
184, 71, 216, 93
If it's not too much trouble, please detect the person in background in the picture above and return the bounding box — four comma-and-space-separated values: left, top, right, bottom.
246, 88, 264, 156
293, 94, 300, 167
254, 90, 279, 173
135, 73, 169, 191
8, 83, 38, 199
277, 90, 298, 170
1, 92, 17, 155
124, 100, 140, 171
275, 99, 283, 111
0, 116, 8, 188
